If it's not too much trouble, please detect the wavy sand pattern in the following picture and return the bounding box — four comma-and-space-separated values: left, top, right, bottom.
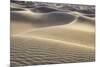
10, 1, 95, 67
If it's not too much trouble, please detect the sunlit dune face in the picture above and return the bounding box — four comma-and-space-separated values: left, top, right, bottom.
66, 22, 95, 32
11, 21, 34, 34
12, 34, 94, 50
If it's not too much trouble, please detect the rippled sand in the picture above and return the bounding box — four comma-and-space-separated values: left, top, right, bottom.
10, 2, 95, 67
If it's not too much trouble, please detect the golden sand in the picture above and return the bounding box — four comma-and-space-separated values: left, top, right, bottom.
11, 9, 95, 66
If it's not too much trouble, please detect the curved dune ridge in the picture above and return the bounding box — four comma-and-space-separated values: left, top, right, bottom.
17, 25, 95, 48
11, 4, 95, 66
11, 10, 76, 27
12, 34, 94, 49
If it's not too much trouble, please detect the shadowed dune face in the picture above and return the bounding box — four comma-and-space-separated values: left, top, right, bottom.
10, 1, 95, 66
11, 11, 76, 28
11, 11, 38, 22
43, 12, 75, 23
77, 16, 95, 25
30, 6, 59, 13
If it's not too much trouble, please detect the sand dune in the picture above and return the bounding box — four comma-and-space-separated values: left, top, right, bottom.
10, 2, 95, 66
19, 25, 94, 48
11, 11, 76, 25
30, 6, 59, 13
11, 36, 95, 66
11, 20, 95, 66
11, 10, 77, 34
11, 3, 25, 8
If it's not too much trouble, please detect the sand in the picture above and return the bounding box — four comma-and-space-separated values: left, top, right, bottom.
11, 36, 94, 66
10, 2, 95, 67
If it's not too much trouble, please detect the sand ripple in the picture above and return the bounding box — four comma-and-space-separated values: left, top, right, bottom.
11, 36, 95, 66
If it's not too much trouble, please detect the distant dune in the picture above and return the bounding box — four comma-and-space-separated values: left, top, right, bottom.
30, 6, 59, 13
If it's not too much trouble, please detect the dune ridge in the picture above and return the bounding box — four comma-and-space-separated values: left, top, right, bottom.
12, 35, 94, 49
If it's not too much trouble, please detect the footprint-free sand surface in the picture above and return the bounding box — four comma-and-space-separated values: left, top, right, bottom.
10, 2, 95, 67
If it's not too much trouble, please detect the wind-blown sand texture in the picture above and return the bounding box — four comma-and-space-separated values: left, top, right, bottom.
10, 1, 95, 67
